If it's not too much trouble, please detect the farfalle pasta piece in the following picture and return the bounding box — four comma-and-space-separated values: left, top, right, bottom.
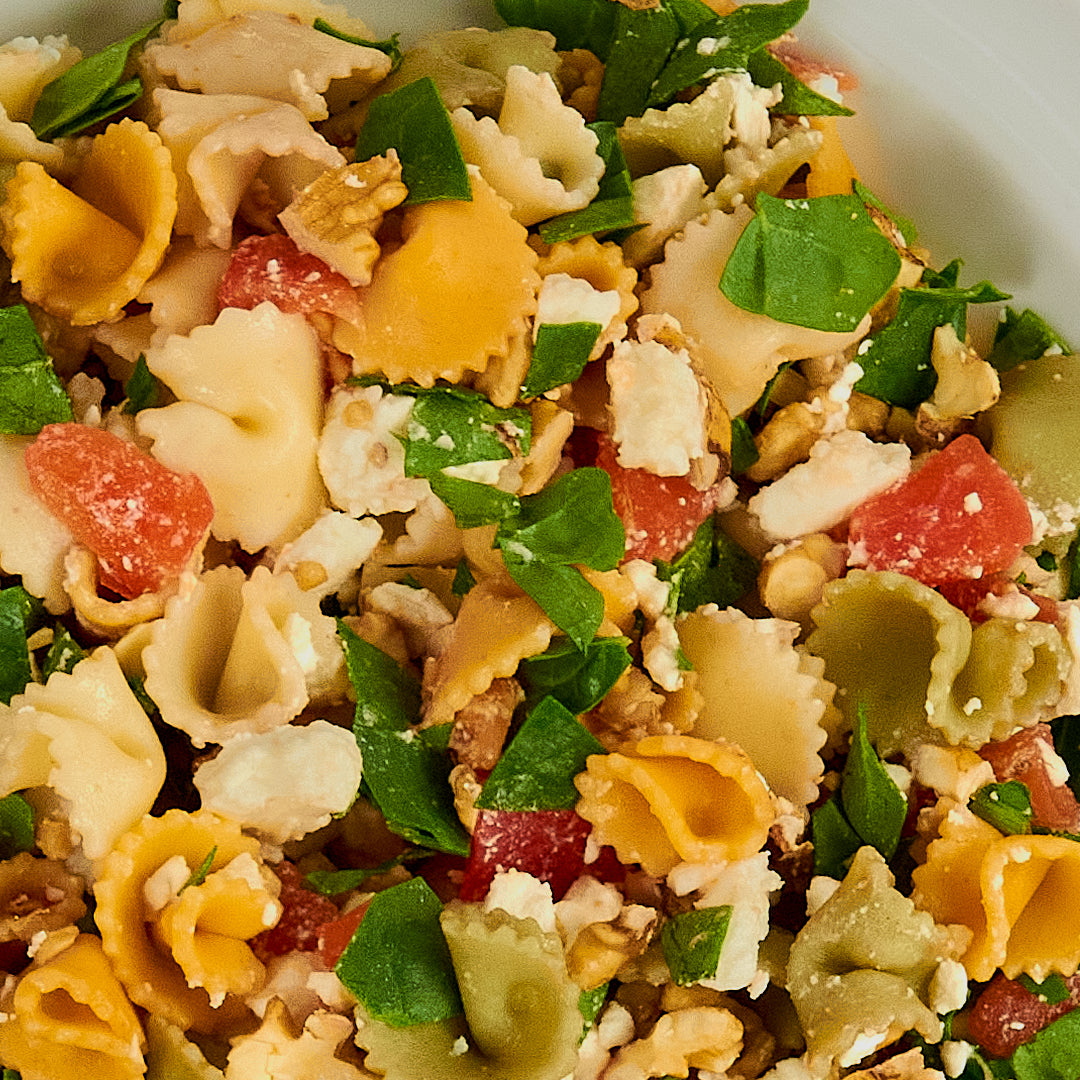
709, 124, 823, 211
332, 169, 541, 388
451, 65, 603, 226
138, 303, 326, 553
148, 10, 391, 121
145, 1014, 225, 1080
0, 118, 177, 325
167, 0, 376, 42
640, 206, 870, 416
95, 809, 280, 1034
137, 238, 235, 346
806, 570, 1068, 757
0, 930, 147, 1080
0, 648, 166, 860
63, 546, 178, 639
143, 565, 343, 748
151, 88, 345, 248
786, 846, 969, 1070
604, 1006, 744, 1080
912, 801, 1080, 982
0, 852, 85, 943
678, 607, 835, 807
574, 734, 774, 877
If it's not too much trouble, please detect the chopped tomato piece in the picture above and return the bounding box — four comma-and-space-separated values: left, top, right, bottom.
592, 433, 727, 562
24, 423, 213, 599
317, 900, 370, 968
978, 724, 1080, 833
218, 233, 361, 321
848, 434, 1032, 587
767, 39, 859, 92
250, 860, 340, 962
967, 970, 1080, 1058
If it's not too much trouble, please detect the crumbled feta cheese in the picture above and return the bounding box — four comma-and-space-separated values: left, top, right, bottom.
805, 874, 841, 915
441, 458, 507, 485
963, 491, 983, 514
910, 744, 996, 803
642, 613, 684, 692
274, 509, 381, 598
535, 272, 621, 332
929, 958, 969, 1015
623, 164, 708, 267
941, 1041, 974, 1078
622, 558, 672, 621
143, 855, 191, 911
554, 876, 624, 949
838, 1027, 889, 1067
484, 869, 557, 933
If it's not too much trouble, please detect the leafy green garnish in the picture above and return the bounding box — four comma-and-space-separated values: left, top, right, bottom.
452, 559, 476, 597
493, 0, 619, 59
0, 793, 35, 860
178, 847, 217, 894
854, 178, 918, 246
654, 515, 759, 614
303, 850, 433, 897
31, 20, 161, 140
313, 18, 403, 70
578, 982, 609, 1030
1055, 714, 1080, 802
746, 46, 852, 116
522, 322, 603, 398
356, 76, 471, 204
729, 416, 760, 474
0, 304, 73, 435
476, 696, 605, 811
1017, 972, 1071, 1006
969, 780, 1034, 835
335, 876, 463, 1027
596, 4, 682, 125
537, 121, 635, 244
122, 354, 163, 415
720, 192, 900, 333
518, 635, 631, 715
1010, 1006, 1080, 1080
1036, 551, 1059, 573
42, 626, 87, 679
427, 475, 522, 530
2, 1067, 22, 1080
660, 906, 732, 986
0, 585, 47, 704
988, 306, 1070, 373
338, 620, 421, 732
810, 792, 863, 879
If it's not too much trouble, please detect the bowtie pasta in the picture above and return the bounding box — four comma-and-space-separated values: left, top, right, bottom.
0, 1, 1079, 1079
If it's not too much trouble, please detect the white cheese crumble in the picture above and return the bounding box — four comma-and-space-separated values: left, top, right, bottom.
484, 869, 557, 934
274, 510, 382, 598
143, 855, 192, 912
963, 491, 983, 514
929, 958, 969, 1015
534, 272, 621, 333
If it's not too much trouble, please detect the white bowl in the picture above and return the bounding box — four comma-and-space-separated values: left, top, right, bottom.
2, 0, 1079, 345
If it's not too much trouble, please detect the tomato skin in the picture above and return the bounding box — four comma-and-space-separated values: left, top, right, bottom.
24, 423, 214, 599
218, 233, 361, 321
967, 970, 1080, 1057
848, 434, 1032, 587
316, 900, 370, 968
250, 860, 340, 963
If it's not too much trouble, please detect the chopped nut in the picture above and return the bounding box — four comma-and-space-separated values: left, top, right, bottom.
566, 905, 659, 990
758, 532, 847, 625
450, 764, 483, 834
917, 322, 1000, 424
449, 678, 523, 771
744, 401, 824, 484
605, 1006, 744, 1080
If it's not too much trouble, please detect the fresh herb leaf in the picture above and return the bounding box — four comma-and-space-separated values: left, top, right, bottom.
2, 1067, 22, 1080
452, 560, 476, 597
854, 178, 918, 246
122, 354, 163, 415
127, 673, 158, 716
356, 76, 471, 204
501, 557, 607, 653
746, 46, 852, 116
1053, 715, 1080, 802
969, 780, 1034, 835
654, 515, 758, 614
31, 20, 161, 140
42, 626, 87, 678
335, 876, 463, 1027
304, 850, 433, 897
538, 121, 635, 244
522, 322, 603, 398
1010, 1006, 1080, 1080
418, 722, 455, 754
178, 847, 217, 894
0, 586, 47, 705
0, 304, 73, 435
1017, 972, 1071, 1005
519, 635, 631, 715
476, 696, 605, 812
720, 192, 900, 333
810, 793, 862, 878
729, 416, 760, 474
338, 619, 420, 732
493, 0, 618, 58
661, 906, 732, 986
0, 793, 35, 860
578, 982, 609, 1029
841, 706, 907, 860
596, 4, 681, 125
1036, 551, 1059, 573
427, 474, 521, 529
313, 18, 403, 70
988, 306, 1070, 373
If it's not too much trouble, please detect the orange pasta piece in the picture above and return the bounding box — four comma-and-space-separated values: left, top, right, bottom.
805, 116, 859, 198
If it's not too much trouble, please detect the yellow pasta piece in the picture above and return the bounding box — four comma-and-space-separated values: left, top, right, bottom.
573, 734, 774, 877
912, 803, 1080, 982
95, 809, 278, 1034
1, 119, 177, 325
63, 545, 177, 639
332, 170, 541, 387
0, 931, 146, 1080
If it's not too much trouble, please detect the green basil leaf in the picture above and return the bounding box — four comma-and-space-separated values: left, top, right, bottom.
519, 635, 631, 715
660, 905, 732, 986
522, 322, 603, 398
578, 982, 609, 1029
356, 76, 471, 204
746, 46, 852, 116
0, 793, 35, 860
42, 626, 87, 679
0, 586, 47, 705
335, 876, 463, 1027
127, 673, 158, 717
538, 121, 635, 244
720, 192, 900, 333
122, 354, 164, 415
988, 306, 1071, 373
810, 793, 862, 879
654, 515, 759, 614
493, 0, 618, 59
177, 846, 217, 894
647, 0, 809, 110
303, 850, 433, 897
729, 416, 760, 474
31, 22, 160, 140
1017, 973, 1071, 1006
313, 18, 403, 70
841, 707, 907, 860
451, 559, 476, 597
969, 780, 1033, 836
338, 619, 420, 732
476, 695, 605, 812
596, 4, 681, 125
1010, 1007, 1080, 1080
0, 305, 73, 435
853, 178, 918, 246
501, 556, 606, 652
427, 474, 521, 530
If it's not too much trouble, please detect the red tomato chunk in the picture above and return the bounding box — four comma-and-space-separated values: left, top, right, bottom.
848, 434, 1032, 587
218, 233, 361, 321
967, 970, 1080, 1058
250, 860, 340, 962
24, 423, 214, 599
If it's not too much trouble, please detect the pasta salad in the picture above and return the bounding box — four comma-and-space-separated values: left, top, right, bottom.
0, 1, 1078, 1078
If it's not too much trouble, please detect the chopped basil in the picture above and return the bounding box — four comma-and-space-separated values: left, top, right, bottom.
127, 673, 158, 717
0, 793, 35, 861
356, 76, 471, 204
841, 707, 907, 860
303, 850, 433, 897
729, 416, 760, 474
522, 322, 603, 398
810, 793, 862, 879
989, 306, 1071, 373
969, 780, 1034, 836
476, 696, 605, 812
654, 515, 759, 614
0, 305, 73, 435
746, 46, 852, 117
451, 559, 476, 597
578, 982, 609, 1029
855, 260, 1009, 407
493, 0, 618, 59
335, 876, 463, 1027
427, 475, 521, 529
596, 5, 681, 125
1017, 972, 1071, 1006
537, 121, 635, 245
42, 626, 87, 679
1010, 1006, 1080, 1080
338, 619, 421, 732
122, 354, 164, 415
0, 586, 47, 705
661, 905, 732, 986
1036, 551, 1059, 573
313, 18, 403, 70
720, 192, 900, 334
178, 847, 217, 894
31, 20, 161, 140
519, 635, 631, 715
